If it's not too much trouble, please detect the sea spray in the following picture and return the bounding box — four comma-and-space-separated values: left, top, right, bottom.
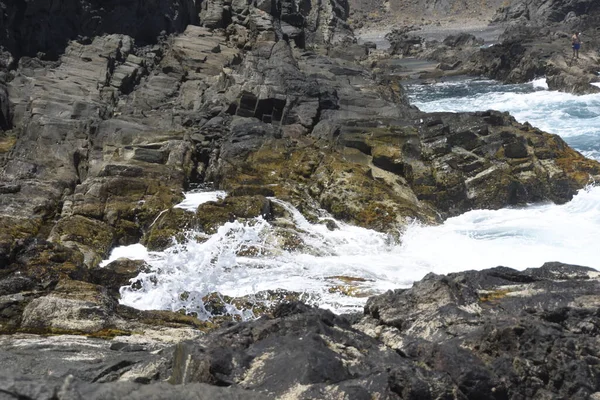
174, 190, 227, 212
116, 196, 398, 317
103, 79, 600, 317
104, 186, 600, 316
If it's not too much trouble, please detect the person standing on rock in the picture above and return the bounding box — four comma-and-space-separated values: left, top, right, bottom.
572, 32, 581, 59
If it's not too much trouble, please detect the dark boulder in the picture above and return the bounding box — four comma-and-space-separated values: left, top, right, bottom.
442, 33, 484, 48
169, 302, 458, 398
360, 263, 600, 399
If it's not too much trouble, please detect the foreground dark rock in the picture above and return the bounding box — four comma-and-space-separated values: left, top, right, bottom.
359, 262, 600, 399
2, 263, 600, 399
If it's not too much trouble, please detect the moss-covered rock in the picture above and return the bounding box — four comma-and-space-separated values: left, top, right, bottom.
8, 239, 87, 284
115, 305, 214, 332
195, 195, 272, 234
208, 110, 600, 235
68, 172, 186, 246
0, 133, 17, 154
211, 136, 438, 232
13, 277, 211, 336
48, 215, 116, 268
0, 216, 43, 270
142, 208, 198, 251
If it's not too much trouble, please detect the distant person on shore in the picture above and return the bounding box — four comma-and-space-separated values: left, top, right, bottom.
572, 32, 581, 59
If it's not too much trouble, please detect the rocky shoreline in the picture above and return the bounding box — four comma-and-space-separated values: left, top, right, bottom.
4, 262, 600, 399
375, 0, 600, 94
2, 0, 600, 398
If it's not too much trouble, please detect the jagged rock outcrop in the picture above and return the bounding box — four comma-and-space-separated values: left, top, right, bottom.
167, 302, 459, 398
207, 87, 600, 228
467, 24, 600, 93
406, 22, 600, 94
378, 0, 600, 93
358, 262, 600, 399
0, 3, 600, 399
3, 264, 600, 399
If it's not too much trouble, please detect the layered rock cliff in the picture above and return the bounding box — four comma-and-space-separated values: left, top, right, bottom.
1, 0, 596, 279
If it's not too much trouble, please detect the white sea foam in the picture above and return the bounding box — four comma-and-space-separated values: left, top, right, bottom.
114, 186, 600, 315
99, 243, 150, 268
412, 83, 600, 138
531, 77, 549, 89
104, 79, 600, 317
174, 190, 227, 212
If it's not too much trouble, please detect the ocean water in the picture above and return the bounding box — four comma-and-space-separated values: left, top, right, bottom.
408, 78, 600, 161
103, 78, 600, 316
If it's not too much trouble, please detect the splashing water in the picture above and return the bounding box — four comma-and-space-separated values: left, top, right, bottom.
102, 78, 600, 317
174, 190, 227, 212
106, 186, 600, 316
